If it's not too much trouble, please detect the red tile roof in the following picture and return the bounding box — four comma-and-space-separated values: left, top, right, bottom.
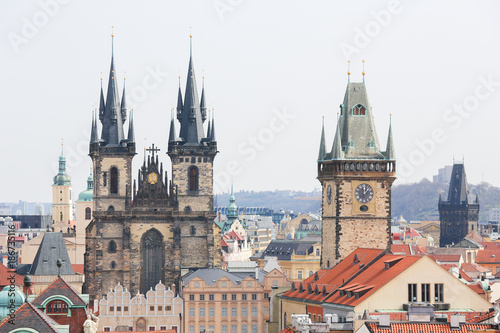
365, 321, 496, 333
282, 248, 384, 303
391, 244, 411, 255
31, 277, 86, 307
72, 264, 84, 274
461, 262, 489, 273
225, 230, 244, 241
433, 254, 462, 262
468, 283, 486, 295
459, 269, 474, 282
0, 264, 23, 288
324, 254, 421, 307
0, 302, 60, 332
480, 242, 500, 250
221, 238, 229, 247
476, 250, 500, 264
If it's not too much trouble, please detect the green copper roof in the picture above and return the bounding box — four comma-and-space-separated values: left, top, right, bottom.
77, 174, 93, 202
53, 150, 71, 186
227, 184, 238, 223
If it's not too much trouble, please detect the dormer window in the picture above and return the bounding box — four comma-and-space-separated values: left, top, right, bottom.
368, 140, 375, 148
352, 104, 366, 116
349, 140, 355, 148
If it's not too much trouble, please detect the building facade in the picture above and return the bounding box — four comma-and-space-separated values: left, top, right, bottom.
439, 162, 479, 247
181, 268, 289, 333
84, 36, 221, 300
317, 76, 396, 266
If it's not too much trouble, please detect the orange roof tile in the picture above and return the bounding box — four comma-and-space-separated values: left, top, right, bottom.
480, 242, 500, 250
282, 248, 384, 303
476, 250, 500, 264
461, 262, 489, 273
324, 254, 421, 307
468, 283, 486, 295
433, 254, 461, 262
365, 321, 496, 333
72, 264, 84, 274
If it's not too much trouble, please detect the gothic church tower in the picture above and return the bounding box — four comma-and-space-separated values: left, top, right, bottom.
52, 143, 73, 232
317, 73, 396, 267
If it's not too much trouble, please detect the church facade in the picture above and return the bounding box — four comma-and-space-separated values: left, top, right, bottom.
317, 74, 396, 267
83, 36, 221, 299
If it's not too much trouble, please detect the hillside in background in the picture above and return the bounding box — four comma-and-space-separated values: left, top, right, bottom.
219, 181, 500, 223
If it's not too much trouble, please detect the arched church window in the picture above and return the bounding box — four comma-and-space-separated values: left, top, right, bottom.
188, 166, 199, 191
85, 207, 91, 220
108, 240, 117, 253
110, 261, 116, 269
108, 206, 114, 212
110, 167, 118, 194
60, 212, 63, 221
141, 229, 164, 293
352, 104, 366, 115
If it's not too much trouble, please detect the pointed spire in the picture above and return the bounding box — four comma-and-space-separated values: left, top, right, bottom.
169, 109, 177, 143
127, 110, 135, 143
206, 109, 212, 139
362, 60, 365, 83
210, 109, 216, 142
178, 35, 204, 144
98, 78, 105, 121
100, 33, 125, 146
200, 76, 207, 122
331, 117, 343, 160
91, 109, 98, 143
318, 117, 326, 161
385, 114, 395, 160
347, 60, 351, 83
176, 76, 183, 121
121, 78, 127, 123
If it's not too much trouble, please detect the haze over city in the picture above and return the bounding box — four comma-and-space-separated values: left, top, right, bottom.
1, 0, 499, 202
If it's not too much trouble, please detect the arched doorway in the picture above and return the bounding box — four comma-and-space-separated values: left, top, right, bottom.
140, 228, 164, 293
136, 317, 147, 331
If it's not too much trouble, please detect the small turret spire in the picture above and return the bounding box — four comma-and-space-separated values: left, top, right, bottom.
362, 60, 365, 83
318, 116, 326, 161
127, 109, 135, 142
206, 109, 212, 139
385, 114, 395, 160
331, 117, 343, 160
210, 109, 216, 142
98, 77, 105, 121
168, 109, 177, 143
90, 110, 97, 143
200, 76, 207, 122
121, 77, 128, 123
176, 76, 183, 121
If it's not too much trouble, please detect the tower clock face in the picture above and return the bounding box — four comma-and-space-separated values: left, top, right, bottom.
355, 183, 373, 204
327, 185, 332, 204
148, 172, 158, 185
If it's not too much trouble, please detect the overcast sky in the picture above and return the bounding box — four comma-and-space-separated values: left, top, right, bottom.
1, 0, 499, 202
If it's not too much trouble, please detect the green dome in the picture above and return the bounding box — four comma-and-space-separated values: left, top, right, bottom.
77, 174, 93, 202
53, 153, 72, 186
0, 285, 25, 319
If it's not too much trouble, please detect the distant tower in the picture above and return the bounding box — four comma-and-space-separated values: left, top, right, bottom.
226, 185, 238, 225
439, 162, 479, 247
76, 172, 93, 239
317, 73, 396, 267
52, 143, 73, 232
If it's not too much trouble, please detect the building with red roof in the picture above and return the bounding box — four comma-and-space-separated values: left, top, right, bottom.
476, 250, 500, 274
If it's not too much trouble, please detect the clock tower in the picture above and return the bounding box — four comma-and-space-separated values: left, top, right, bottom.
317, 75, 396, 267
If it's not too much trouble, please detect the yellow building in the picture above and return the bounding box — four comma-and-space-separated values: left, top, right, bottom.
252, 238, 321, 282
182, 267, 289, 333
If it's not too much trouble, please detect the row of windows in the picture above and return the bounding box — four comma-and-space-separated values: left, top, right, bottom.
108, 305, 172, 312
189, 306, 259, 317
188, 294, 258, 301
103, 325, 174, 332
180, 157, 208, 163
408, 283, 444, 302
189, 324, 258, 333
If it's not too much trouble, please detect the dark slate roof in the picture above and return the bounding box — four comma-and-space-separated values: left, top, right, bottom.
31, 277, 86, 307
183, 268, 245, 285
0, 302, 60, 333
231, 270, 267, 284
444, 163, 475, 205
261, 239, 319, 261
30, 233, 75, 275
16, 264, 31, 275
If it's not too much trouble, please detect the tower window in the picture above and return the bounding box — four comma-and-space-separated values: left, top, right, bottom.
110, 261, 116, 269
191, 226, 196, 236
352, 104, 366, 115
110, 167, 118, 194
103, 172, 107, 186
108, 240, 117, 253
60, 212, 63, 222
188, 166, 199, 191
85, 207, 91, 220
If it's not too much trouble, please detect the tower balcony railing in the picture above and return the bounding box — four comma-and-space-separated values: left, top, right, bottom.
318, 159, 396, 178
